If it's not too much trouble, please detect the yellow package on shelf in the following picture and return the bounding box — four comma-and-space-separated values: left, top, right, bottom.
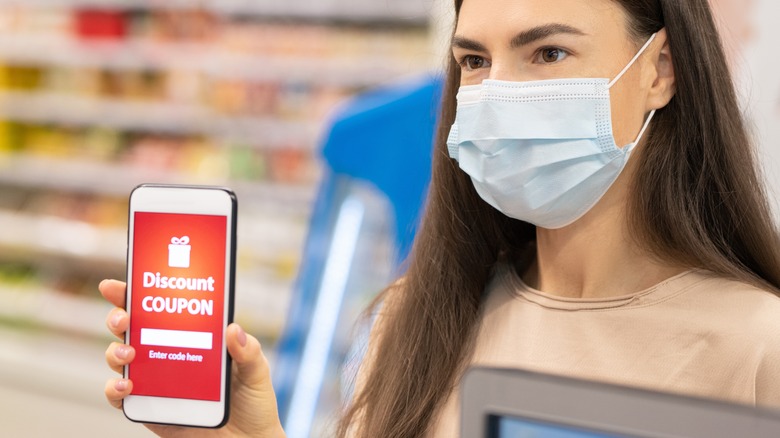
26, 125, 75, 158
0, 121, 24, 153
0, 64, 15, 153
0, 62, 8, 90
0, 122, 11, 152
0, 65, 44, 91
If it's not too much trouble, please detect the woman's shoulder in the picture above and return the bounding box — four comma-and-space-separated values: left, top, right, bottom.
690, 271, 780, 319
712, 276, 780, 406
680, 272, 780, 355
651, 271, 780, 408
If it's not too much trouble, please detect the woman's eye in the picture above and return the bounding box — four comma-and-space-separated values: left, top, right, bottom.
460, 55, 489, 71
536, 47, 568, 64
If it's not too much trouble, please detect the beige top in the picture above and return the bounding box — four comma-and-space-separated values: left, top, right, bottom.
418, 266, 780, 437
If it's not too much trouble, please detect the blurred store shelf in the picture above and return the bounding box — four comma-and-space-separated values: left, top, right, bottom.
0, 0, 432, 23
0, 285, 115, 340
0, 91, 322, 147
0, 34, 422, 87
0, 209, 126, 268
0, 153, 317, 207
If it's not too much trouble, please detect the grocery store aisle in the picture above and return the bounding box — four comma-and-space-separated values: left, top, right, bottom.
0, 327, 153, 437
0, 1, 437, 435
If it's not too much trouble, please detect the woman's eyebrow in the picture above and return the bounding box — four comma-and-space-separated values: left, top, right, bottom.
452, 23, 587, 52
452, 35, 487, 52
510, 23, 587, 48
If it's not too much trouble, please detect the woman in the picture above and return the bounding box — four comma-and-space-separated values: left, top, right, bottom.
102, 0, 780, 436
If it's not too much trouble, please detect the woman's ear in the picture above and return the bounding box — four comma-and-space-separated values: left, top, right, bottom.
645, 28, 676, 111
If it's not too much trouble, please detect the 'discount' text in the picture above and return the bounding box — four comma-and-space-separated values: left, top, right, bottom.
143, 271, 215, 292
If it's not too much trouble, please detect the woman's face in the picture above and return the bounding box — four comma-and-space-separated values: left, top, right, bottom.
453, 0, 662, 147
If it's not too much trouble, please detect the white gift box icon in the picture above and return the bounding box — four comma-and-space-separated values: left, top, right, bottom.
168, 236, 191, 268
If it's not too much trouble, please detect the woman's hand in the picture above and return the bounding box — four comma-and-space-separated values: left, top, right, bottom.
100, 279, 286, 437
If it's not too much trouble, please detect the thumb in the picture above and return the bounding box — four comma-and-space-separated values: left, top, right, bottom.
226, 323, 273, 389
225, 323, 286, 437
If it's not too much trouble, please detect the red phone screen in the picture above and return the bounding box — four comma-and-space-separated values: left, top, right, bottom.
128, 211, 227, 401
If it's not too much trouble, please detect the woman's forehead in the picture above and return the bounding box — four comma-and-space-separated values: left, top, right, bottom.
456, 0, 629, 40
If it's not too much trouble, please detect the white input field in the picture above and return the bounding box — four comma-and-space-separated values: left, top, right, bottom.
140, 328, 213, 350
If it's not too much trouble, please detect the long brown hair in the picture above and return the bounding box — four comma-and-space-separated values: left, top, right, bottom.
337, 0, 780, 436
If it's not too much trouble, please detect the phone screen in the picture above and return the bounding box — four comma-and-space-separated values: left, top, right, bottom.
128, 211, 228, 401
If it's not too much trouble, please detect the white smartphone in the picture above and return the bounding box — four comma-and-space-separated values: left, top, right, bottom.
123, 184, 237, 428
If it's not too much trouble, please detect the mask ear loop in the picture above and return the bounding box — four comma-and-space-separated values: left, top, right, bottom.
607, 33, 658, 89
625, 109, 657, 153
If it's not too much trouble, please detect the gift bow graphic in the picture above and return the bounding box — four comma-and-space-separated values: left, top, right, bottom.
171, 236, 190, 245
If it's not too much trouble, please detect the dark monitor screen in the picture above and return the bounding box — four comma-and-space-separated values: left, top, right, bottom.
489, 414, 639, 438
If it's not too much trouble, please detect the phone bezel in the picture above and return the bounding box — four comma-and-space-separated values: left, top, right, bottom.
123, 184, 237, 428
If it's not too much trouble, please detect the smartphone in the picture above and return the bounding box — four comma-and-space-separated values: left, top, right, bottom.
123, 184, 237, 428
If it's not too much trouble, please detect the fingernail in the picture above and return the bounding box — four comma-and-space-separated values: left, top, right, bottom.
99, 279, 108, 289
110, 313, 122, 328
115, 345, 130, 359
237, 325, 247, 347
114, 379, 128, 391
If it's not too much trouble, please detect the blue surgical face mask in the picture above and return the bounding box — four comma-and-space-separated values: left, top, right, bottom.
447, 34, 657, 229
